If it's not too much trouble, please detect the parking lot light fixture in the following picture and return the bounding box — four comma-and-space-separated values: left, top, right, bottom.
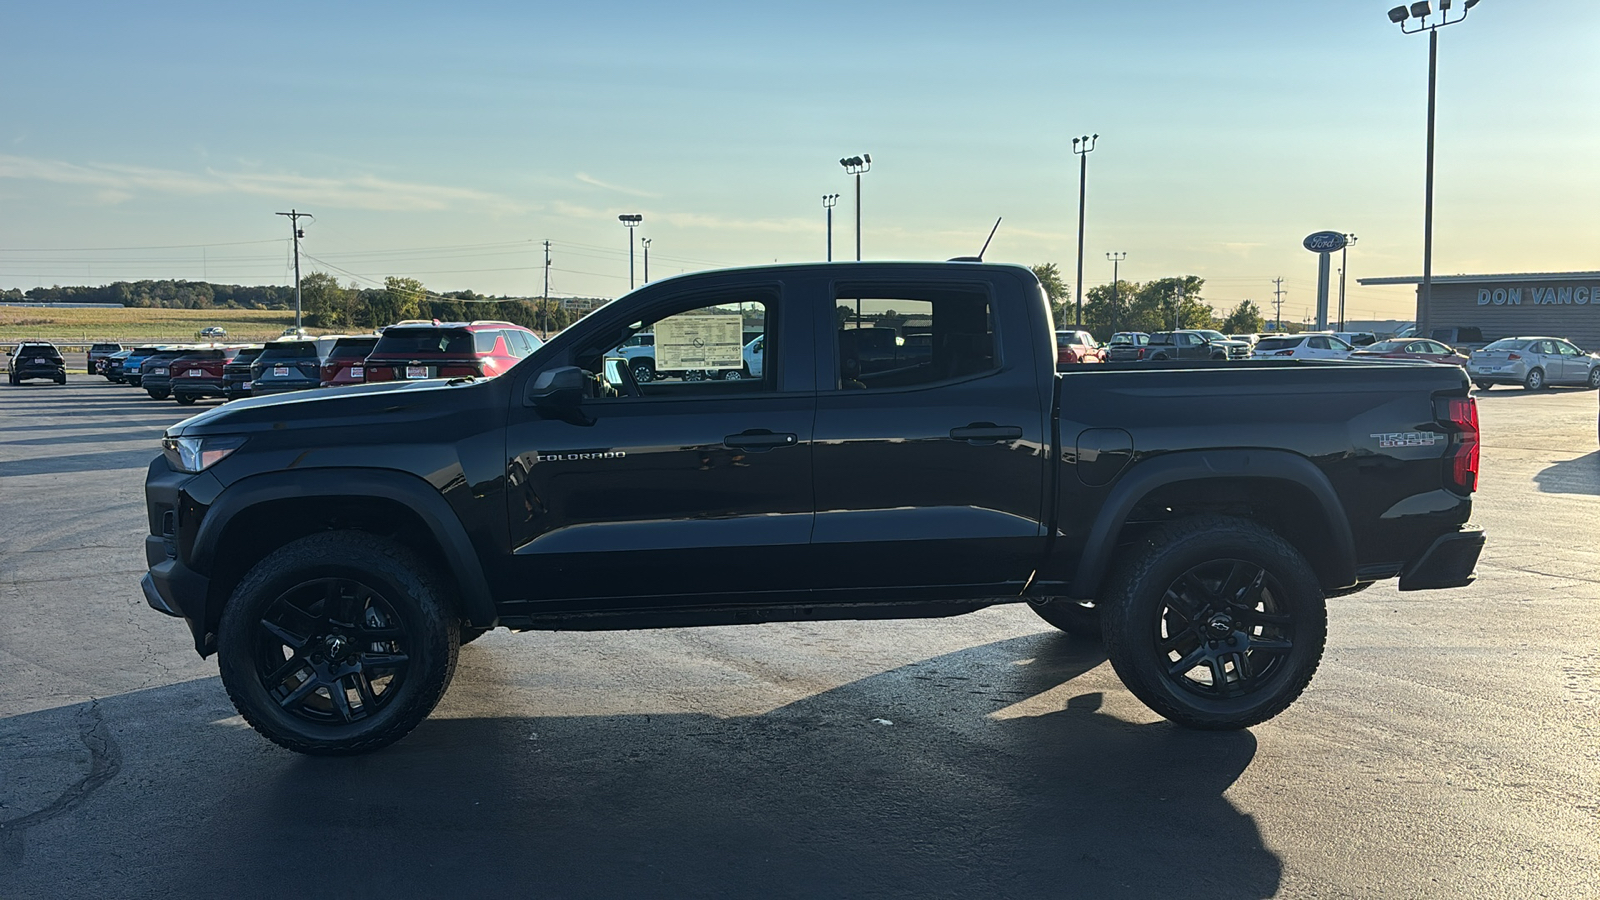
1388, 0, 1483, 336
640, 237, 651, 283
839, 156, 871, 261
822, 193, 840, 261
618, 214, 643, 290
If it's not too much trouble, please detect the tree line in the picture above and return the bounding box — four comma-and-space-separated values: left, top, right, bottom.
1031, 263, 1267, 338
1, 277, 604, 336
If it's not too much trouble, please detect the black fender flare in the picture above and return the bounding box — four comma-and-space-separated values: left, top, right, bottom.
191, 468, 497, 626
1066, 449, 1357, 599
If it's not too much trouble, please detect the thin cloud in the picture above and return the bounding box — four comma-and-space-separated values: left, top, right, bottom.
0, 153, 528, 214
575, 172, 661, 199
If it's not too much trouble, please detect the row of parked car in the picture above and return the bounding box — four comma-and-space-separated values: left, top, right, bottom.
1050, 328, 1600, 390
85, 320, 544, 404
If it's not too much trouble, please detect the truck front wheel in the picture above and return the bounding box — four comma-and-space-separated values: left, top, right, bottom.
1100, 516, 1326, 730
216, 532, 460, 755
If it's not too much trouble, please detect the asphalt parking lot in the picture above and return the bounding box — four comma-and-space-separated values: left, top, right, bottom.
1, 377, 1596, 899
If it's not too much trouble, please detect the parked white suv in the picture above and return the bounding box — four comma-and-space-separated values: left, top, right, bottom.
1252, 333, 1356, 360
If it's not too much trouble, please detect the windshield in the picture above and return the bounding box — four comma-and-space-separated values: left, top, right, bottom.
372, 328, 475, 356
1255, 337, 1301, 352
1197, 330, 1228, 342
1480, 339, 1527, 352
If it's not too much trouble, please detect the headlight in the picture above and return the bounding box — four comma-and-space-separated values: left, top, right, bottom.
162, 435, 246, 473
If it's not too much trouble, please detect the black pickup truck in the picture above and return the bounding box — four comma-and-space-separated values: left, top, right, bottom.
142, 262, 1484, 755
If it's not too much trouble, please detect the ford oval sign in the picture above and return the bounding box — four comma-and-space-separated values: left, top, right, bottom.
1303, 231, 1347, 253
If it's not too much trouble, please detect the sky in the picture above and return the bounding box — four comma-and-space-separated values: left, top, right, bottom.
2, 0, 1596, 324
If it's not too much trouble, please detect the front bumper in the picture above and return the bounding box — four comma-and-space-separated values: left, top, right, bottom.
1398, 525, 1485, 591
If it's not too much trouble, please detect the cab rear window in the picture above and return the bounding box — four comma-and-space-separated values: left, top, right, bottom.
372, 329, 475, 356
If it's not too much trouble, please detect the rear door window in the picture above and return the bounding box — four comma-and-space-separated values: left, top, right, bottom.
833, 285, 994, 390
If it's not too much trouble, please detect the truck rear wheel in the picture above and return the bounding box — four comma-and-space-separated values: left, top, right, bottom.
1028, 598, 1101, 640
1100, 516, 1326, 730
216, 532, 459, 755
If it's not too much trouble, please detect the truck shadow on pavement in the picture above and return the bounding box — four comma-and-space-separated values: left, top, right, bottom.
1533, 450, 1600, 495
0, 633, 1278, 900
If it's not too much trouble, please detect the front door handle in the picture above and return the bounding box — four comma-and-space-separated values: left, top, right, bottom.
724, 429, 798, 451
949, 422, 1023, 443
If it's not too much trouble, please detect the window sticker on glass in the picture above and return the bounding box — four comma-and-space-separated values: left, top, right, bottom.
653, 312, 745, 371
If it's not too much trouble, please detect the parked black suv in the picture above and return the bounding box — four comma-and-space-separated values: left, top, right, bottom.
143, 261, 1483, 756
138, 348, 191, 400
7, 342, 67, 385
251, 338, 334, 396
222, 346, 264, 400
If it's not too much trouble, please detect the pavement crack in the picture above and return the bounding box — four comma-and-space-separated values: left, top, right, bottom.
0, 699, 123, 872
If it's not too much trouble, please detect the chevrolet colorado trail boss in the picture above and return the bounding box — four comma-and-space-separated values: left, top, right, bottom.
142, 262, 1485, 755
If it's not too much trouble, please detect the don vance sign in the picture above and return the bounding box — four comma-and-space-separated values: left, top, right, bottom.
1477, 285, 1600, 306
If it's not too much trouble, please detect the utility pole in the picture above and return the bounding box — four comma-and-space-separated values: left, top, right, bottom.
640, 237, 651, 283
1071, 134, 1098, 329
542, 240, 552, 338
1272, 277, 1287, 332
275, 209, 312, 329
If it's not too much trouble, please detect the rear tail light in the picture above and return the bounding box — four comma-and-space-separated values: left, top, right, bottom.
1435, 395, 1480, 494
1506, 353, 1521, 360
1135, 348, 1146, 359
1274, 349, 1295, 356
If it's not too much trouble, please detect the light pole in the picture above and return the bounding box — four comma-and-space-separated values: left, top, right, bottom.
822, 193, 839, 261
640, 237, 651, 283
1387, 0, 1483, 337
618, 214, 642, 289
839, 155, 870, 261
1071, 134, 1098, 329
1338, 233, 1358, 330
1106, 251, 1126, 335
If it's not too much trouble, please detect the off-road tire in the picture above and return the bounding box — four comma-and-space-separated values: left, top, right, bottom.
631, 361, 656, 383
1100, 515, 1327, 730
1029, 598, 1101, 640
217, 532, 460, 755
1523, 368, 1545, 391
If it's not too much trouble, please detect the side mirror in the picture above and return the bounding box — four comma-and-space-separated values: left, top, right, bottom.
525, 365, 587, 408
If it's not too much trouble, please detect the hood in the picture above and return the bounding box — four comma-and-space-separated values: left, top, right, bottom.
165, 376, 500, 438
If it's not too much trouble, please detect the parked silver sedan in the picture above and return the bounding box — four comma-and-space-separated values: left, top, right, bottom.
1467, 337, 1600, 390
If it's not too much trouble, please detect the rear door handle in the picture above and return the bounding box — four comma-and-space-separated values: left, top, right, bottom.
949, 423, 1023, 443
724, 429, 798, 451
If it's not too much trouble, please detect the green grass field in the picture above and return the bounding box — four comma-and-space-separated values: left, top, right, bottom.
0, 306, 324, 344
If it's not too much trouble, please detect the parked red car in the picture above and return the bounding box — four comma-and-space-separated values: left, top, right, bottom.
320, 335, 380, 386
363, 321, 542, 383
1056, 330, 1105, 366
1349, 338, 1468, 367
170, 347, 253, 405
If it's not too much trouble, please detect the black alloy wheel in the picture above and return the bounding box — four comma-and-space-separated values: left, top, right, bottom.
217, 532, 458, 755
631, 361, 655, 383
1101, 516, 1326, 730
252, 578, 412, 727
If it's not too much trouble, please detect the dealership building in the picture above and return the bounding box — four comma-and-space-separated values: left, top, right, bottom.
1358, 271, 1600, 350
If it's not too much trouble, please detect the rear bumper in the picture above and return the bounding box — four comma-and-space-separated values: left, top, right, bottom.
1398, 525, 1485, 591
